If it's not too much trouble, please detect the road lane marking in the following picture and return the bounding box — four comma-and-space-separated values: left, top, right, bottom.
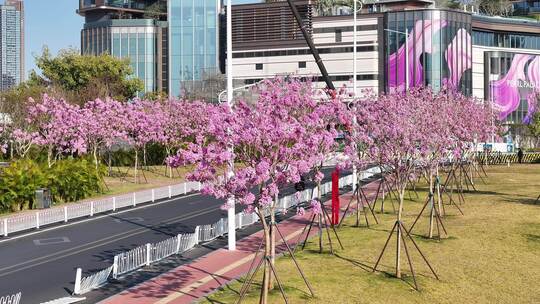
0, 204, 220, 277
0, 192, 200, 245
33, 237, 71, 246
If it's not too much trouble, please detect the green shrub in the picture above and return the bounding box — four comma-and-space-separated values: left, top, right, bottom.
0, 158, 106, 213
47, 158, 106, 203
0, 159, 47, 211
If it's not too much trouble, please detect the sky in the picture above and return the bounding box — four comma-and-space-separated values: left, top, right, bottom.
25, 0, 82, 77
24, 0, 260, 79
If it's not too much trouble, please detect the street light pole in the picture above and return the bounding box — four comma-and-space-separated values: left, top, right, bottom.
226, 0, 236, 251
352, 0, 363, 193
353, 0, 363, 97
353, 1, 357, 97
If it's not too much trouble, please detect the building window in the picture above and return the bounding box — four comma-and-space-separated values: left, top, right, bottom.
298, 61, 306, 68
256, 63, 263, 70
335, 29, 342, 43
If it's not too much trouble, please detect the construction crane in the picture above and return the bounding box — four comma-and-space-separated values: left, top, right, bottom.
285, 0, 336, 91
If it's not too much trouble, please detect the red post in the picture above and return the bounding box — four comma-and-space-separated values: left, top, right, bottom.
331, 169, 340, 225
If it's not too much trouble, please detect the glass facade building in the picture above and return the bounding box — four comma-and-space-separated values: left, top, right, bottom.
384, 10, 473, 95
168, 0, 220, 97
81, 0, 153, 10
485, 51, 540, 124
110, 22, 158, 93
80, 0, 220, 97
473, 30, 540, 51
82, 20, 165, 94
0, 3, 21, 91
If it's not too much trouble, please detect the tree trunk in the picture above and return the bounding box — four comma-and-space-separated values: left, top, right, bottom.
108, 150, 113, 177
166, 148, 173, 178
134, 149, 139, 184
317, 181, 324, 251
269, 205, 276, 291
396, 187, 405, 279
429, 171, 434, 239
47, 148, 53, 168
143, 144, 148, 170
436, 165, 443, 217
93, 146, 99, 172
257, 209, 271, 304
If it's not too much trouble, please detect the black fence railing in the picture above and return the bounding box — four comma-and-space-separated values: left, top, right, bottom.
476, 152, 540, 165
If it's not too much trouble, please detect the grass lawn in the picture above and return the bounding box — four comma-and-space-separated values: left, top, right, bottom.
99, 165, 188, 197
203, 164, 540, 304
98, 163, 233, 197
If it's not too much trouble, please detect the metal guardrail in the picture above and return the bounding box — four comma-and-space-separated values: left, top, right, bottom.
40, 297, 86, 304
0, 292, 21, 304
476, 152, 540, 165
71, 169, 381, 296
0, 181, 201, 237
77, 266, 113, 295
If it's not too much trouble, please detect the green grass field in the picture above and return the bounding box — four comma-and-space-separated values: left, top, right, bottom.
100, 165, 188, 196
203, 164, 540, 304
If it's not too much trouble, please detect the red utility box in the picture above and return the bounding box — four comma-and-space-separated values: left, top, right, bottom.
331, 169, 340, 225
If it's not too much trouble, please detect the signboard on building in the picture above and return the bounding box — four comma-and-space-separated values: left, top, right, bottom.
486, 52, 540, 124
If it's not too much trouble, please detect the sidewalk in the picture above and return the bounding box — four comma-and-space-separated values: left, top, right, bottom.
100, 180, 381, 304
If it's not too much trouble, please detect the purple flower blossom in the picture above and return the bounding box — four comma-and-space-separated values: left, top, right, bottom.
310, 200, 322, 215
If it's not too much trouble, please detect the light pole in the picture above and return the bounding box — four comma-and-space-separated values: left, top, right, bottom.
226, 0, 235, 251
353, 0, 363, 98
352, 0, 363, 193
384, 28, 410, 90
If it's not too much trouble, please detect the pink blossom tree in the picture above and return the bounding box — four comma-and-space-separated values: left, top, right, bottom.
298, 90, 353, 251
159, 99, 215, 178
11, 129, 36, 158
122, 99, 165, 183
20, 95, 88, 167
82, 98, 128, 170
353, 88, 439, 282
168, 78, 337, 303
351, 86, 498, 287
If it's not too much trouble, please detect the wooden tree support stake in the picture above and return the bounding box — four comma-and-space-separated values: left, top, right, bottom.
237, 221, 315, 304
373, 220, 439, 291
338, 184, 378, 228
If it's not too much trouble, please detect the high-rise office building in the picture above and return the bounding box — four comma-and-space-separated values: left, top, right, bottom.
78, 0, 221, 97
0, 0, 23, 91
78, 0, 168, 94
167, 0, 220, 97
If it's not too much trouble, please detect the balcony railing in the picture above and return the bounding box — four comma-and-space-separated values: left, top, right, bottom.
80, 0, 155, 11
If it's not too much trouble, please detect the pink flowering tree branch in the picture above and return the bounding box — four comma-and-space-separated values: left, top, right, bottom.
168, 77, 341, 302
22, 95, 89, 167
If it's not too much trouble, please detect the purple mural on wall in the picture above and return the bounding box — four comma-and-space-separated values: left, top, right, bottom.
490, 54, 540, 124
446, 28, 472, 87
387, 19, 472, 92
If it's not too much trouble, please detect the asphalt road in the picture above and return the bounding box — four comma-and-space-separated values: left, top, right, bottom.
0, 167, 345, 304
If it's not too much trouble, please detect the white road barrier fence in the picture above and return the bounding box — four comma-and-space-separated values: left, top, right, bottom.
71, 168, 382, 296
0, 292, 21, 304
76, 266, 113, 294
0, 181, 201, 237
